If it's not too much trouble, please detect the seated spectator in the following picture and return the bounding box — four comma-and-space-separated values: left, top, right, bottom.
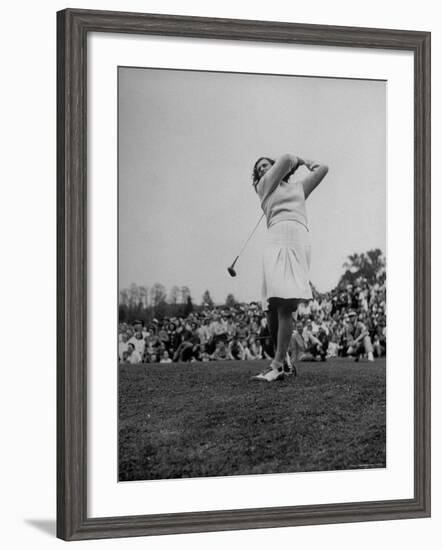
228, 337, 245, 360
173, 328, 199, 362
314, 315, 330, 336
118, 333, 129, 362
316, 327, 330, 359
130, 320, 142, 335
327, 340, 340, 358
289, 322, 308, 362
372, 321, 386, 358
157, 342, 167, 357
129, 330, 146, 358
167, 322, 181, 354
242, 340, 256, 361
326, 329, 340, 358
258, 320, 274, 359
125, 342, 142, 364
158, 325, 170, 348
141, 324, 150, 339
197, 318, 211, 347
160, 350, 172, 363
345, 312, 375, 361
297, 301, 311, 318
200, 345, 211, 363
372, 334, 384, 358
249, 316, 260, 337
225, 315, 237, 340
212, 340, 229, 361
303, 322, 327, 361
210, 314, 228, 343
118, 324, 127, 342
236, 321, 249, 341
247, 336, 263, 360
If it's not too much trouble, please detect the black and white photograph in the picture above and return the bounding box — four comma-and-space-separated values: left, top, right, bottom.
1, 0, 437, 544
117, 66, 387, 482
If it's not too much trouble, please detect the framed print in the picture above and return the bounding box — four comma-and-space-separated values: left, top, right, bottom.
57, 8, 431, 541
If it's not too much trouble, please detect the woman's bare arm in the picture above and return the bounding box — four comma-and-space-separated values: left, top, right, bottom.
257, 153, 298, 202
297, 158, 329, 199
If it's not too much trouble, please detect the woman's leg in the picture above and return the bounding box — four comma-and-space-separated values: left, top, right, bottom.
273, 304, 295, 366
265, 308, 278, 356
252, 300, 297, 382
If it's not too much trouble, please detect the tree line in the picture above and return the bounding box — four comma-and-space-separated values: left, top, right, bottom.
339, 248, 385, 286
119, 283, 238, 324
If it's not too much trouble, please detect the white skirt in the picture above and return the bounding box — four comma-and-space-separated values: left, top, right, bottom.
261, 220, 313, 305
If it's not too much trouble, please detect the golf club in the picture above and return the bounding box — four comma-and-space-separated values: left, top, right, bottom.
227, 213, 265, 277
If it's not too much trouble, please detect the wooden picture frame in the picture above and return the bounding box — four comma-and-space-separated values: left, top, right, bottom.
57, 8, 431, 541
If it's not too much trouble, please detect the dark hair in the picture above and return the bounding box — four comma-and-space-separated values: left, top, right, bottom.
252, 156, 296, 191
252, 157, 275, 187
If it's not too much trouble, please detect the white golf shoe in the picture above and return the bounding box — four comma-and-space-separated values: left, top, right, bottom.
252, 366, 284, 382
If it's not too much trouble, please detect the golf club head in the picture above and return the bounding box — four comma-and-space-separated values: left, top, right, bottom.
227, 256, 239, 277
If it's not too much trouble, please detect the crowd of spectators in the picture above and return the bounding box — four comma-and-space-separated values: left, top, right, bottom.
118, 274, 386, 365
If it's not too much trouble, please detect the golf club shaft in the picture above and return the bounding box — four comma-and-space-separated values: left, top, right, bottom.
237, 213, 265, 257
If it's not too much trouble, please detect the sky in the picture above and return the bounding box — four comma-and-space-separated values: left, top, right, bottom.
118, 67, 386, 305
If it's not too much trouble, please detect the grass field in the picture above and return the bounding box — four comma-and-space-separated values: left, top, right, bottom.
118, 358, 386, 481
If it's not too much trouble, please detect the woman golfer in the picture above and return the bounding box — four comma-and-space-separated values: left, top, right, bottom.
251, 154, 329, 381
